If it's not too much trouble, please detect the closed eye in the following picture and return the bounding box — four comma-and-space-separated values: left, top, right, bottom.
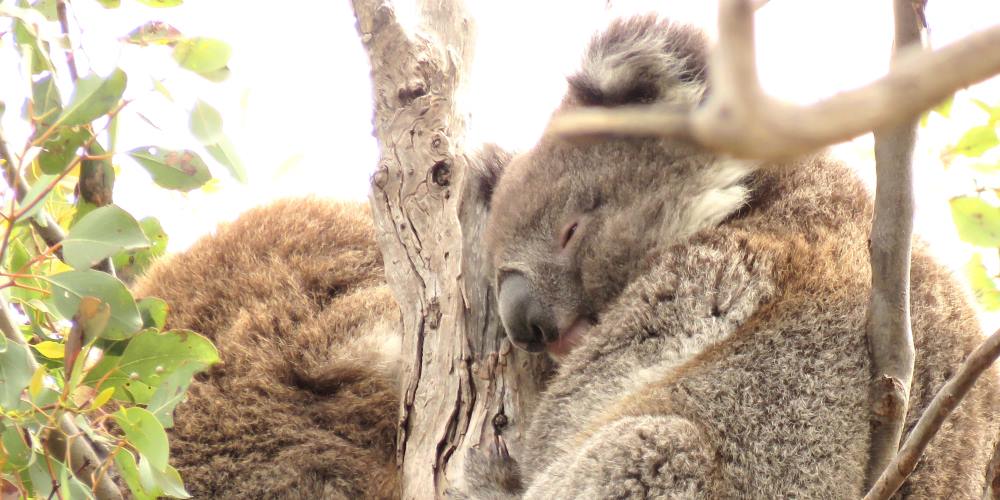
560, 221, 579, 249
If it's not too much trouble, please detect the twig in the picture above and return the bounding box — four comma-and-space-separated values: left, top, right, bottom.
55, 0, 78, 82
0, 129, 67, 254
864, 328, 1000, 499
864, 0, 923, 489
548, 0, 1000, 160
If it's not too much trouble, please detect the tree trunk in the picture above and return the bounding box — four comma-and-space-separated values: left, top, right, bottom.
351, 1, 551, 498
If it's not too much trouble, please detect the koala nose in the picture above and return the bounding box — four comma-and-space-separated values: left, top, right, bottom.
497, 272, 558, 352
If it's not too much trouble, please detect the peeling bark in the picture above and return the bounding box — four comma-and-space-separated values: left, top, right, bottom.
351, 2, 550, 497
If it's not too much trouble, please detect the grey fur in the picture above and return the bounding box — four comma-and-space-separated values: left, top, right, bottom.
466, 14, 1000, 499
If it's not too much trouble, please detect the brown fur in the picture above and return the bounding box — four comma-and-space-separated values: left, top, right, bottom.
132, 198, 400, 499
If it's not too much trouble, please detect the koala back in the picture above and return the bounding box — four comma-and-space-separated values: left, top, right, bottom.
132, 198, 401, 499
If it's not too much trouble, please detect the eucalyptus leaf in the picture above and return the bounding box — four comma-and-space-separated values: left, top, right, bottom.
1, 425, 33, 470
115, 450, 156, 500
138, 458, 190, 498
56, 69, 127, 127
83, 329, 218, 403
205, 137, 246, 183
114, 217, 168, 283
189, 100, 222, 143
63, 205, 150, 270
128, 147, 211, 191
948, 125, 1000, 158
147, 363, 200, 428
15, 174, 57, 223
0, 341, 33, 409
113, 407, 169, 472
172, 37, 230, 75
124, 21, 183, 45
46, 270, 143, 340
136, 0, 183, 6
964, 254, 1000, 311
138, 297, 168, 329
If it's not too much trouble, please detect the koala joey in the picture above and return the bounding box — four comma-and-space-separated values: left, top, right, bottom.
469, 15, 1000, 499
132, 198, 401, 499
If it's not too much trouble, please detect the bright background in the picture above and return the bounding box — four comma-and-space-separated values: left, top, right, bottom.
3, 0, 1000, 325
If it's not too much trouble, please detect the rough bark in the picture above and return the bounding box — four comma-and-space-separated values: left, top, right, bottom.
352, 1, 550, 497
864, 0, 924, 490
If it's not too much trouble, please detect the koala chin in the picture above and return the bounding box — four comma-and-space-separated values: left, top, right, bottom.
474, 15, 1000, 499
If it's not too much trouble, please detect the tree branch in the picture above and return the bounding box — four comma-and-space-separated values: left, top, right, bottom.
864, 327, 1000, 500
0, 298, 122, 500
864, 0, 923, 490
548, 0, 1000, 160
352, 1, 550, 497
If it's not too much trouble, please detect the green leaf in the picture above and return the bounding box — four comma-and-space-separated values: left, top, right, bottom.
30, 74, 61, 127
63, 205, 150, 270
95, 0, 121, 7
15, 174, 56, 224
114, 217, 168, 283
966, 253, 1000, 310
172, 37, 230, 75
115, 450, 156, 500
30, 0, 58, 21
46, 270, 143, 340
1, 425, 33, 470
205, 137, 246, 183
138, 459, 190, 498
189, 100, 222, 143
26, 457, 93, 500
948, 125, 1000, 158
138, 297, 168, 329
38, 127, 87, 175
56, 69, 127, 127
123, 21, 182, 46
113, 407, 169, 472
136, 0, 184, 6
147, 363, 199, 428
0, 341, 33, 409
13, 19, 54, 75
31, 341, 63, 359
83, 329, 218, 403
972, 98, 1000, 125
196, 66, 230, 83
128, 147, 212, 191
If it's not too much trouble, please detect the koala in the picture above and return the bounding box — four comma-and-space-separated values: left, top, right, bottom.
132, 198, 401, 499
468, 15, 1000, 499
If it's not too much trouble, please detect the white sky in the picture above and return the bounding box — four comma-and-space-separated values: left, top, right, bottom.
2, 1, 1000, 326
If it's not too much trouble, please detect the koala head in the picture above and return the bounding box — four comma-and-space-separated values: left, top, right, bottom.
484, 16, 754, 357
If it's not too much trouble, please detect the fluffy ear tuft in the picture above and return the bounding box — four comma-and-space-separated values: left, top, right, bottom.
566, 15, 709, 108
468, 143, 513, 208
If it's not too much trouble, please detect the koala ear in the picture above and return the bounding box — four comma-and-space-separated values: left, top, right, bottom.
467, 143, 512, 209
566, 15, 709, 108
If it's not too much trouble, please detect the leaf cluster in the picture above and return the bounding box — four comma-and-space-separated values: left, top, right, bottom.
0, 1, 240, 497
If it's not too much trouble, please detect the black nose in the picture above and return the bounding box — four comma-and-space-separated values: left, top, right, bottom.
497, 272, 558, 352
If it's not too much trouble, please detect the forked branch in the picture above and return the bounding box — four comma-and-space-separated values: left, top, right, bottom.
548, 0, 1000, 160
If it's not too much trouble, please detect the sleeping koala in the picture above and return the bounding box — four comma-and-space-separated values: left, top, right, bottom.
466, 15, 1000, 499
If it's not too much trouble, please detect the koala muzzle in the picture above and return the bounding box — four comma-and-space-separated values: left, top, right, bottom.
498, 272, 558, 353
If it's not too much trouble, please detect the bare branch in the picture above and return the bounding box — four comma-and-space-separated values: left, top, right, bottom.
549, 0, 1000, 160
864, 328, 1000, 500
0, 299, 122, 500
864, 0, 923, 489
55, 0, 78, 82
